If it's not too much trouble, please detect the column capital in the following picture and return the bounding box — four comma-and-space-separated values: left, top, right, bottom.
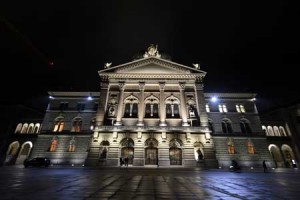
196, 83, 204, 90
159, 82, 165, 90
179, 82, 186, 90
139, 81, 145, 90
119, 81, 125, 90
100, 82, 109, 89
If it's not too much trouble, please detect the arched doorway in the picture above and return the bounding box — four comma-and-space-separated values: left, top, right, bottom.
145, 138, 158, 165
120, 138, 134, 165
269, 144, 284, 167
5, 141, 20, 165
16, 142, 33, 164
169, 138, 182, 165
281, 144, 296, 168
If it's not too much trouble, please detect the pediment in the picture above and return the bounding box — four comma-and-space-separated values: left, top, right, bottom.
117, 63, 187, 74
98, 57, 206, 75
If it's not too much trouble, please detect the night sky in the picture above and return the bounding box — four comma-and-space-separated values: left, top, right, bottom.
0, 1, 299, 113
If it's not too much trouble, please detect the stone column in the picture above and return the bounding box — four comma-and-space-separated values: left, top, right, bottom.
96, 82, 109, 126
137, 82, 145, 126
115, 82, 125, 126
179, 82, 189, 126
159, 82, 167, 126
195, 83, 208, 127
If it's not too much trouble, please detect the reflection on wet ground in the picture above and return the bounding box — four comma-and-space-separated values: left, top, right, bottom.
0, 167, 299, 199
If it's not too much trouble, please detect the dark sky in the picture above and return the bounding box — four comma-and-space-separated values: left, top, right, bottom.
0, 1, 299, 113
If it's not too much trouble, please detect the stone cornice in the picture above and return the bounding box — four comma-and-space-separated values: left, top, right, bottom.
204, 93, 257, 99
99, 73, 204, 81
98, 57, 207, 75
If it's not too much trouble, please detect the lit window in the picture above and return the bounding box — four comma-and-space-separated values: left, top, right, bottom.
227, 138, 235, 154
236, 105, 246, 113
218, 105, 223, 113
68, 137, 76, 152
236, 105, 241, 113
71, 118, 82, 132
223, 105, 228, 112
247, 140, 255, 154
49, 139, 57, 152
206, 104, 210, 112
219, 104, 227, 113
53, 117, 64, 132
240, 105, 245, 113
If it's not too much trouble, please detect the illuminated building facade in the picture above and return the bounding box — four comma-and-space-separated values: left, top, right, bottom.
5, 45, 299, 169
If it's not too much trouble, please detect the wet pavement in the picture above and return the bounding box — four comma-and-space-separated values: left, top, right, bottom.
0, 166, 299, 200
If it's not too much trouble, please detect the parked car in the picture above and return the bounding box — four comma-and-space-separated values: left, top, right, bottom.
24, 157, 51, 168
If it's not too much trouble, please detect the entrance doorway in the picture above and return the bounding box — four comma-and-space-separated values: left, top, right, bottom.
120, 138, 134, 165
145, 138, 158, 165
169, 138, 183, 165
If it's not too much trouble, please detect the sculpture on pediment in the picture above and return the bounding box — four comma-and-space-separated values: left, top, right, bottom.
143, 44, 161, 58
193, 63, 200, 69
104, 62, 112, 68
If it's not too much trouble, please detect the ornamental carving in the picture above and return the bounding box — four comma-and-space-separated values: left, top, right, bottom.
143, 44, 161, 58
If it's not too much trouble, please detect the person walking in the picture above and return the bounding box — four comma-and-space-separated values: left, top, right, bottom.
263, 160, 267, 173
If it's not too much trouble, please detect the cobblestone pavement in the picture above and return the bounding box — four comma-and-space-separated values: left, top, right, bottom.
0, 166, 299, 200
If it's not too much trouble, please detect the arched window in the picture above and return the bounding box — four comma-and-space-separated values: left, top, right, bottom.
20, 123, 28, 134
222, 119, 233, 133
68, 137, 76, 152
144, 95, 159, 118
124, 95, 139, 118
227, 138, 235, 154
53, 117, 64, 132
240, 119, 252, 134
27, 123, 34, 133
273, 126, 280, 136
33, 123, 40, 134
49, 138, 57, 152
262, 126, 267, 135
208, 119, 214, 133
267, 126, 274, 136
71, 117, 82, 132
15, 123, 22, 134
279, 126, 287, 136
247, 140, 255, 154
166, 95, 180, 118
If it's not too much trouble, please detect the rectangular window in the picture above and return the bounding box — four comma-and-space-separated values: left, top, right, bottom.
236, 105, 246, 113
236, 105, 241, 113
219, 104, 227, 113
93, 103, 99, 111
59, 102, 69, 111
77, 103, 85, 111
218, 105, 223, 113
206, 104, 210, 112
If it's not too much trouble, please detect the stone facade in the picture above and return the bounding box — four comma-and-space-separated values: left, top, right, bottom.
4, 46, 299, 169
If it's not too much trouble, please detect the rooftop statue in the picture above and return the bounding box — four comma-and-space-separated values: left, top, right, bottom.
104, 62, 112, 68
193, 63, 200, 69
143, 44, 161, 58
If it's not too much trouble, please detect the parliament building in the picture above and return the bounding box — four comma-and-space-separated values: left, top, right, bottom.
5, 45, 298, 169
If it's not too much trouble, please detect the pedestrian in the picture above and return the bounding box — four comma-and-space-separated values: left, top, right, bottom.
119, 157, 123, 168
125, 157, 128, 167
263, 160, 267, 173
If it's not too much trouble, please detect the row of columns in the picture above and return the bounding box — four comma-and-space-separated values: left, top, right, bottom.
114, 82, 189, 127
